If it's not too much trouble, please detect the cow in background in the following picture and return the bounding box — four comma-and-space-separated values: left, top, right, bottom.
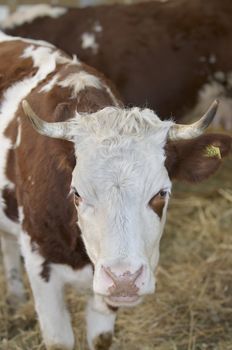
2, 0, 232, 130
0, 31, 231, 350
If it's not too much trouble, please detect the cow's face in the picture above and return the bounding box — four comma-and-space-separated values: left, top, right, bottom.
71, 125, 172, 306
23, 100, 230, 307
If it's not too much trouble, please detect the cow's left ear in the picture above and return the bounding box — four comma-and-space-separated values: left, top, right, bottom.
165, 133, 232, 182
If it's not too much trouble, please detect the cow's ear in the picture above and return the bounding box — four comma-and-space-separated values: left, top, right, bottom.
165, 133, 231, 182
54, 102, 76, 122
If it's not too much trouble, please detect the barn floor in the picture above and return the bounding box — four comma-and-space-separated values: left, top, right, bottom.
0, 152, 231, 350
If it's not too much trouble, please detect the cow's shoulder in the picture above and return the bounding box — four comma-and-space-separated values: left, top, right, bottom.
0, 39, 35, 99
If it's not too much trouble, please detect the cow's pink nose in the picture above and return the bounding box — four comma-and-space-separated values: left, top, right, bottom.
102, 265, 144, 298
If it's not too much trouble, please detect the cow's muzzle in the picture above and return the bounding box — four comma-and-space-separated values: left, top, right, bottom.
93, 261, 155, 306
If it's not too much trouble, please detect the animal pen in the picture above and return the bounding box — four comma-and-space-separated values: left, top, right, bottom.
0, 1, 231, 350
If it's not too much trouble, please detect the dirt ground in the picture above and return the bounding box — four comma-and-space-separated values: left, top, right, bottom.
0, 142, 231, 350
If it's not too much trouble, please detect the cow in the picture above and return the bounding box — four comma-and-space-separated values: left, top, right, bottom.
2, 0, 232, 130
0, 31, 231, 350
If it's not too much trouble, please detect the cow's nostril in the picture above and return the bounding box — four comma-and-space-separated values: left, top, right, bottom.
102, 265, 144, 297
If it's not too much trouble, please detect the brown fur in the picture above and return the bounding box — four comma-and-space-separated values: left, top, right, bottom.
2, 187, 19, 222
165, 134, 232, 182
149, 195, 165, 219
6, 0, 232, 119
0, 41, 36, 99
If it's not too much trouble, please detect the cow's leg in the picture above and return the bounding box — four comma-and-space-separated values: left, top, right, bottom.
21, 233, 74, 350
0, 233, 26, 307
25, 262, 75, 350
86, 295, 117, 350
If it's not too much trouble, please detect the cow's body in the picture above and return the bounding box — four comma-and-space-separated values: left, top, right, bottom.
0, 32, 231, 350
3, 0, 232, 129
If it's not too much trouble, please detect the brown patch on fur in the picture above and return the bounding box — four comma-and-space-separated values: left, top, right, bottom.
106, 304, 118, 312
2, 187, 18, 222
149, 195, 166, 219
0, 40, 36, 101
93, 332, 113, 350
165, 133, 232, 182
40, 260, 51, 282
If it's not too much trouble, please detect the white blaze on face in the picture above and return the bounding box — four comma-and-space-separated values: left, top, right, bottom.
70, 107, 173, 298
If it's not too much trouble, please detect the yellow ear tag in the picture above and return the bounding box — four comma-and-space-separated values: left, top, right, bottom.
205, 145, 222, 159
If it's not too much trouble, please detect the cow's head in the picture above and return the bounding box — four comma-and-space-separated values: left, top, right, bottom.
23, 100, 231, 307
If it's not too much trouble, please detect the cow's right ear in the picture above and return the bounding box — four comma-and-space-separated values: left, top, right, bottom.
165, 133, 231, 182
54, 102, 76, 122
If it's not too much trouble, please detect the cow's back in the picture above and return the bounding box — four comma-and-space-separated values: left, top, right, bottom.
5, 0, 232, 119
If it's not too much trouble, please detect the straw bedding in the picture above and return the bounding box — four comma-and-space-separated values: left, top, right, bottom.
0, 155, 231, 350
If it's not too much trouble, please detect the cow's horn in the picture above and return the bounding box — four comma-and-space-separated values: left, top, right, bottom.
22, 100, 76, 140
168, 100, 219, 141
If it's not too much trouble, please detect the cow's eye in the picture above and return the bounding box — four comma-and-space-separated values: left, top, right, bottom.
149, 189, 168, 205
158, 190, 168, 198
149, 189, 169, 218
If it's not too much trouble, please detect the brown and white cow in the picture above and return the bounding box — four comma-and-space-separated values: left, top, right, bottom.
2, 0, 232, 130
0, 31, 231, 350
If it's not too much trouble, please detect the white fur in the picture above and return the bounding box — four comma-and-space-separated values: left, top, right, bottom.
58, 71, 102, 98
21, 45, 57, 73
20, 231, 74, 349
70, 106, 173, 141
1, 5, 67, 30
59, 71, 119, 106
56, 54, 81, 66
81, 32, 99, 54
86, 296, 116, 350
13, 118, 22, 149
102, 83, 120, 107
40, 74, 60, 93
52, 263, 93, 292
93, 22, 103, 33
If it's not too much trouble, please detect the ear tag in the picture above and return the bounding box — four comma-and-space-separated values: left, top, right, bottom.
205, 145, 221, 159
